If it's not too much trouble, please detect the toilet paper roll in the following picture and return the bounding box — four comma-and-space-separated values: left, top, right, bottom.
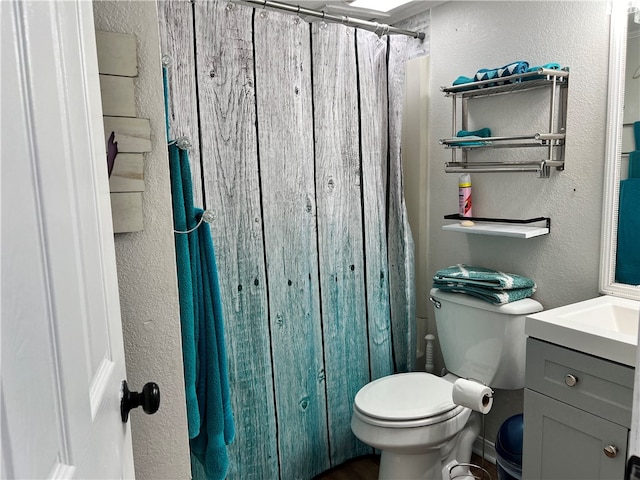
452, 378, 493, 414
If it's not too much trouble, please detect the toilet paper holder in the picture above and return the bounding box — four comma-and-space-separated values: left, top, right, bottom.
450, 379, 494, 479
452, 377, 494, 418
463, 377, 494, 404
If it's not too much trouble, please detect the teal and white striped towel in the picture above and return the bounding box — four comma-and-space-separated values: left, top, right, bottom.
432, 284, 536, 305
433, 264, 536, 304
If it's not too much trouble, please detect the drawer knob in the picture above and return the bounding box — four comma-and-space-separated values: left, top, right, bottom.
564, 374, 578, 387
604, 445, 618, 458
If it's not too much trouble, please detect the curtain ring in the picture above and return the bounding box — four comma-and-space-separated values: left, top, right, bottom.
168, 136, 191, 151
374, 23, 389, 37
174, 209, 215, 235
319, 10, 328, 29
259, 1, 268, 18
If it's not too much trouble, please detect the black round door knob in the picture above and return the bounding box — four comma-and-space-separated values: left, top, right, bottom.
121, 380, 160, 423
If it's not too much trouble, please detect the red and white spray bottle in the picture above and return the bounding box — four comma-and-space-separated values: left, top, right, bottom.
458, 173, 472, 218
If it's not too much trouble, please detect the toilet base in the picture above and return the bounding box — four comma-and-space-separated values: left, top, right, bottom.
377, 453, 479, 480
378, 450, 442, 480
375, 412, 482, 480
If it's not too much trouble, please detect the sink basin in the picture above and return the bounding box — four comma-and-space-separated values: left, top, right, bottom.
526, 295, 640, 366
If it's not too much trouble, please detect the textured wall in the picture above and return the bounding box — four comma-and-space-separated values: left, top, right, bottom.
425, 1, 610, 443
92, 2, 191, 479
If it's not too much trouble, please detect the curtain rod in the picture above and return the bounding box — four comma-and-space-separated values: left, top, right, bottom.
235, 0, 425, 40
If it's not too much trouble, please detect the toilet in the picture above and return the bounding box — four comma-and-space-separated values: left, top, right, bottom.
351, 287, 543, 480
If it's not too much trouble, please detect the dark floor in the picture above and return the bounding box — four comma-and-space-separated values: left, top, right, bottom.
313, 453, 497, 480
313, 454, 380, 480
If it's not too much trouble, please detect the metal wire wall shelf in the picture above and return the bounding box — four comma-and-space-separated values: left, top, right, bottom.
440, 68, 569, 178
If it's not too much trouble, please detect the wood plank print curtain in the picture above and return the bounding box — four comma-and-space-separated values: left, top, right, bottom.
159, 1, 415, 478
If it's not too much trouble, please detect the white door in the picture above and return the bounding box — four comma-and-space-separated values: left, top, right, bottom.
1, 1, 136, 478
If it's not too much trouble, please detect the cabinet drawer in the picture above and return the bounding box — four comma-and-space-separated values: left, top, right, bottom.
525, 338, 634, 427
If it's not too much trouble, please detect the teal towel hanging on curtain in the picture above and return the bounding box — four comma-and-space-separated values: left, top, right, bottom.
169, 144, 235, 479
164, 64, 234, 479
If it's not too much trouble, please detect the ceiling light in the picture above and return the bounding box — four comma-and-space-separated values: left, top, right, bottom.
348, 0, 414, 13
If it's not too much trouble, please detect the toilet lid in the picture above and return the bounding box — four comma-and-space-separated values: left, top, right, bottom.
354, 373, 456, 421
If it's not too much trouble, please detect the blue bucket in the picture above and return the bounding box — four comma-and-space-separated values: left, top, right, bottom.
495, 414, 523, 480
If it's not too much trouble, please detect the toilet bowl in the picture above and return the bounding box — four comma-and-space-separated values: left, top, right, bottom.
351, 372, 477, 480
351, 288, 543, 480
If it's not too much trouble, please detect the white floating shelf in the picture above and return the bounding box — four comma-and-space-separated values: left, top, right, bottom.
442, 221, 549, 238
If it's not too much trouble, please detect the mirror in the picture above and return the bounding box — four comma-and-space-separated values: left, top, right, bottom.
600, 2, 640, 300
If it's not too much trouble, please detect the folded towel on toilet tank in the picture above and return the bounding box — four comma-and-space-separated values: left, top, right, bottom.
433, 284, 536, 305
433, 264, 536, 305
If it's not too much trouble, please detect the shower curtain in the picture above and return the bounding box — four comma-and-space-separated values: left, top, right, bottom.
159, 1, 415, 478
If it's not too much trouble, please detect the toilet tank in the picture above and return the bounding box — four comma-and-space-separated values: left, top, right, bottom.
430, 288, 543, 389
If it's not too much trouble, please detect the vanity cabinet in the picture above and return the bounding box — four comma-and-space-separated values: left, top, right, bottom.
523, 338, 634, 480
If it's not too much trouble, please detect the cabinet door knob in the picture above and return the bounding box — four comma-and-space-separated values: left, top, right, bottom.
603, 445, 618, 458
564, 374, 578, 387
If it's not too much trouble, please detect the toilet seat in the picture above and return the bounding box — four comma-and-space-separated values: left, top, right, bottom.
353, 372, 467, 428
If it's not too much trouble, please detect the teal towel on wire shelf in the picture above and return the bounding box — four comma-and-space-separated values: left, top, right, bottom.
457, 128, 492, 138
451, 128, 493, 146
169, 144, 235, 480
433, 264, 536, 305
522, 62, 562, 81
